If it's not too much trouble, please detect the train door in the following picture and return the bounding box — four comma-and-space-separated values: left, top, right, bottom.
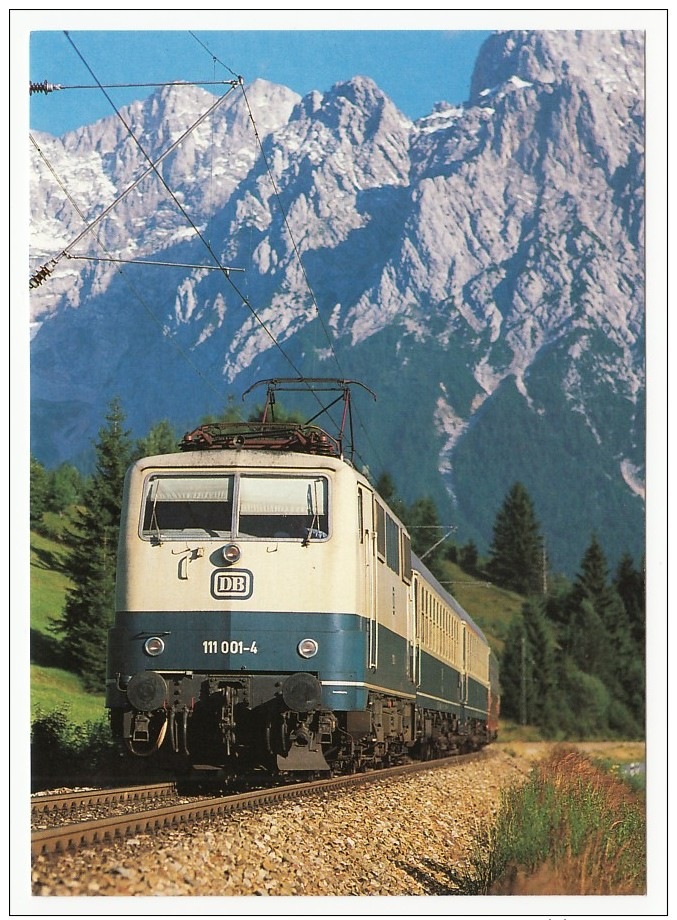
408, 574, 420, 685
358, 487, 378, 668
460, 621, 469, 720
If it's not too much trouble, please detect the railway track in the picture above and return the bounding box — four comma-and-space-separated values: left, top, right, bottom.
31, 781, 177, 818
31, 750, 489, 857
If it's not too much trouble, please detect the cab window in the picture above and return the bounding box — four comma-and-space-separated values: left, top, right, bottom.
142, 475, 234, 538
238, 475, 328, 540
141, 473, 329, 541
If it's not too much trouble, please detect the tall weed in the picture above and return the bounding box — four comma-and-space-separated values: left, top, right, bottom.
456, 746, 646, 895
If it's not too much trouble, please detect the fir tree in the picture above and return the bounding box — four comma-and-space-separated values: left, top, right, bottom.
55, 398, 132, 690
459, 540, 479, 574
499, 597, 557, 730
572, 532, 610, 605
48, 463, 86, 513
522, 597, 558, 732
30, 455, 50, 527
614, 552, 646, 649
497, 616, 527, 724
405, 496, 445, 578
375, 471, 397, 505
134, 418, 178, 460
487, 482, 544, 595
568, 534, 643, 733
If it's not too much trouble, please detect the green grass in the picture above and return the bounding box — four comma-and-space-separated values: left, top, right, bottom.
30, 524, 105, 723
30, 528, 71, 636
494, 720, 548, 743
31, 664, 106, 723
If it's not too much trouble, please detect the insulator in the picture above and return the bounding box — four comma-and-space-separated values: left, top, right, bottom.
29, 264, 53, 289
29, 80, 62, 96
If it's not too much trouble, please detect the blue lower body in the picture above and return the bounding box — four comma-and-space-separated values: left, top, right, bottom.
107, 609, 416, 711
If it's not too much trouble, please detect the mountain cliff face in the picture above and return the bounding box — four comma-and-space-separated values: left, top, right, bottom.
29, 30, 645, 575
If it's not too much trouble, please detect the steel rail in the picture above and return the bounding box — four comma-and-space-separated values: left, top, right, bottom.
31, 782, 177, 816
31, 750, 490, 857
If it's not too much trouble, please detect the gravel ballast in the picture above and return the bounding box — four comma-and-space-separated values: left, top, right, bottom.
31, 750, 532, 897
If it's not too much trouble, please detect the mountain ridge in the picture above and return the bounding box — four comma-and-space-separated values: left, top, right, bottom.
29, 30, 645, 575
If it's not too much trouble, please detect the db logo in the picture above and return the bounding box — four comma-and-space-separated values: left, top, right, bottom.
211, 569, 254, 600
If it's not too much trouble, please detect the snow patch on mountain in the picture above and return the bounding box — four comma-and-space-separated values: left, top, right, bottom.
620, 459, 645, 500
434, 384, 469, 492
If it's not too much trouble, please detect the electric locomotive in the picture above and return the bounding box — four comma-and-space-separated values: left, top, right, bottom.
105, 379, 498, 774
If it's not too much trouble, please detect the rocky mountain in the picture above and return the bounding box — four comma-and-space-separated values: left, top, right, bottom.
29, 30, 645, 575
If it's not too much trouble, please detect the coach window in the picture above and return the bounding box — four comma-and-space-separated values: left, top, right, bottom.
142, 475, 234, 539
401, 532, 412, 583
237, 475, 329, 540
376, 502, 386, 559
385, 513, 400, 574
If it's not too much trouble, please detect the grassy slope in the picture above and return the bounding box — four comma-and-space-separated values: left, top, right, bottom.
438, 558, 524, 655
30, 525, 106, 724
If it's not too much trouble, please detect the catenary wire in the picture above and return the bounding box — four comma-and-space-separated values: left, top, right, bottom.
30, 79, 240, 93
29, 133, 233, 409
188, 32, 387, 473
47, 32, 311, 393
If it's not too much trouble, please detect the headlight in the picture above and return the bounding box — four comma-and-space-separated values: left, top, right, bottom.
222, 543, 241, 564
143, 636, 165, 657
297, 638, 319, 658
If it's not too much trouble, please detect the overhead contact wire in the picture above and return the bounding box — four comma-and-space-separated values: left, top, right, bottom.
235, 80, 388, 473
187, 32, 340, 419
29, 135, 230, 407
30, 79, 240, 93
51, 32, 307, 388
29, 78, 238, 287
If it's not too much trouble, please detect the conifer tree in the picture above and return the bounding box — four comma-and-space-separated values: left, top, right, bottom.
487, 482, 544, 595
497, 616, 527, 724
572, 532, 610, 605
568, 534, 642, 732
48, 463, 86, 513
55, 398, 132, 690
405, 496, 445, 578
375, 471, 396, 503
499, 597, 557, 730
614, 552, 646, 649
521, 597, 558, 731
134, 418, 178, 460
30, 455, 50, 527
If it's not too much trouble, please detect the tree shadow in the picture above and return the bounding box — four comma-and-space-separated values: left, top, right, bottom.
31, 543, 68, 573
395, 857, 478, 896
30, 628, 67, 669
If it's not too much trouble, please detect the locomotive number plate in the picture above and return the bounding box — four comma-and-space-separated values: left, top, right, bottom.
202, 639, 259, 655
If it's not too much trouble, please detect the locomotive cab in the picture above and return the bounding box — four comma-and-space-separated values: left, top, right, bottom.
107, 450, 354, 772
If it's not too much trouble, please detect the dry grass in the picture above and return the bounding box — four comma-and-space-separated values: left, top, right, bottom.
458, 745, 646, 896
496, 739, 645, 765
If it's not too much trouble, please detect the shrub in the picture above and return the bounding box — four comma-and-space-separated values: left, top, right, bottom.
31, 706, 117, 790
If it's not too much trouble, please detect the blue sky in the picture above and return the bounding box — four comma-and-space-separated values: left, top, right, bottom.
28, 28, 492, 136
